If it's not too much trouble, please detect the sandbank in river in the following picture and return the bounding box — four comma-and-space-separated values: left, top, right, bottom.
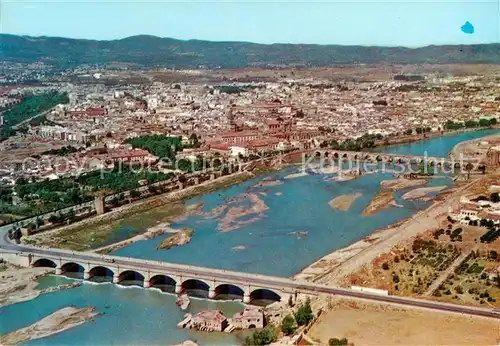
402, 186, 447, 200
329, 193, 362, 211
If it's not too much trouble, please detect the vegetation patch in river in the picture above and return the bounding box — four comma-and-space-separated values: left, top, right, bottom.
363, 190, 395, 216
157, 228, 194, 250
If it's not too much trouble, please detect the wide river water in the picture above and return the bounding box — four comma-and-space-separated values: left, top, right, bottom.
1, 129, 498, 345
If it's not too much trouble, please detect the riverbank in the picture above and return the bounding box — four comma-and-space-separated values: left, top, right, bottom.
374, 126, 500, 149
449, 132, 500, 162
295, 176, 478, 287
22, 172, 253, 251
0, 265, 53, 306
0, 264, 81, 307
92, 207, 201, 254
0, 307, 100, 345
401, 185, 447, 200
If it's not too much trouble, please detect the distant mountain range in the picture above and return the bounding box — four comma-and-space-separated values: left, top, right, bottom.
1, 34, 499, 68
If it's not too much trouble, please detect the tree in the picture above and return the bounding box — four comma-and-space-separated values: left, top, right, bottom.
130, 189, 141, 198
35, 217, 44, 227
491, 193, 500, 203
48, 214, 59, 223
382, 262, 390, 270
281, 315, 296, 336
244, 325, 276, 345
489, 250, 498, 260
295, 297, 313, 326
189, 133, 200, 148
148, 185, 158, 194
288, 295, 293, 307
65, 208, 76, 222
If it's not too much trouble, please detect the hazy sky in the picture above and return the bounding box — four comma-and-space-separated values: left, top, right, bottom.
1, 0, 499, 46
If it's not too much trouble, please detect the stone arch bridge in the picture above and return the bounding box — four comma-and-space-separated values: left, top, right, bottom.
10, 247, 293, 304
2, 245, 500, 320
311, 150, 476, 169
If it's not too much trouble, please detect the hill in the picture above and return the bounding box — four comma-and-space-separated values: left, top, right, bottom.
1, 34, 499, 68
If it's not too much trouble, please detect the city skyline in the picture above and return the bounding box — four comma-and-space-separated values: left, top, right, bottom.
1, 0, 499, 47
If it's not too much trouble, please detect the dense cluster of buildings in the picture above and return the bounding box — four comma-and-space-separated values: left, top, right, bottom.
179, 307, 264, 332
0, 72, 499, 182
452, 194, 500, 225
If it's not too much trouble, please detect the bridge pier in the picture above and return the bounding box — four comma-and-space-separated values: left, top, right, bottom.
175, 284, 182, 294
143, 279, 151, 288
113, 275, 120, 284
208, 288, 216, 299
243, 293, 251, 304
83, 271, 90, 280
55, 267, 62, 275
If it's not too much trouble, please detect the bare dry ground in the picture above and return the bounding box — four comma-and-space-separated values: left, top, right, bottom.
308, 299, 500, 346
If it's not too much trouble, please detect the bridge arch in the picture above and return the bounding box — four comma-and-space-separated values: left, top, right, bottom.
249, 288, 281, 305
32, 258, 57, 268
88, 266, 114, 282
332, 152, 339, 159
342, 153, 348, 159
215, 284, 245, 300
182, 279, 211, 298
376, 155, 383, 162
149, 275, 177, 293
117, 270, 145, 286
60, 262, 85, 277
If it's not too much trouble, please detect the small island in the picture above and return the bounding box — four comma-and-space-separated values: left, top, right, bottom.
363, 190, 394, 216
329, 193, 362, 211
157, 228, 194, 250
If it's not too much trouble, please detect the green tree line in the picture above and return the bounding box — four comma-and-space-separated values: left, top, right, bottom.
1, 92, 69, 140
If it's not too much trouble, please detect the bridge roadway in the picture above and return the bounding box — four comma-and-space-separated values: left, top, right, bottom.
1, 243, 499, 320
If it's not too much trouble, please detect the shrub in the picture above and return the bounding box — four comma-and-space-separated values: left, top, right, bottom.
244, 325, 276, 345
329, 338, 348, 346
382, 262, 390, 270
295, 298, 313, 326
281, 315, 296, 336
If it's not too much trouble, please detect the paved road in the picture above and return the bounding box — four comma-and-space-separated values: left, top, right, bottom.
1, 243, 499, 320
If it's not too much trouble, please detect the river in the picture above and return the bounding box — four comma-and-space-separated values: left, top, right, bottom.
1, 129, 497, 345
